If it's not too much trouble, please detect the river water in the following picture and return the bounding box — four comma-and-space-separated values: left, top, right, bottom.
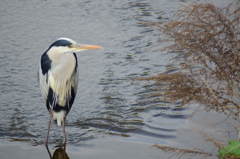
0, 0, 238, 159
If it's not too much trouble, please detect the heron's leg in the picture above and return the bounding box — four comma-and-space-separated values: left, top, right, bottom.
45, 144, 52, 158
45, 109, 53, 146
63, 142, 67, 159
62, 116, 67, 145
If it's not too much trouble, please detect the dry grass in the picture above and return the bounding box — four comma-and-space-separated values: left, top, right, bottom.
134, 3, 240, 159
150, 128, 240, 159
150, 144, 216, 159
151, 144, 240, 159
134, 3, 240, 121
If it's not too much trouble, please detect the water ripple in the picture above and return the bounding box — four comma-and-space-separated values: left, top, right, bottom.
0, 0, 196, 146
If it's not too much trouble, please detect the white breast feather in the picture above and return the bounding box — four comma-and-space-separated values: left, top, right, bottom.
47, 47, 77, 107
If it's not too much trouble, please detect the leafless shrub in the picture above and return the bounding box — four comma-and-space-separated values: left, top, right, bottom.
134, 3, 240, 121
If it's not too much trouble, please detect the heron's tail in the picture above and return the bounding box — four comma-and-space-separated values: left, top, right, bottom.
57, 119, 62, 126
53, 111, 65, 126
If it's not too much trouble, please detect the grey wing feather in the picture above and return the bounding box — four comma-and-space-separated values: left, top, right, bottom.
38, 66, 49, 102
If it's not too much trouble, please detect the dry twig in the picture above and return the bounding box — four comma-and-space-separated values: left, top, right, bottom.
135, 3, 240, 121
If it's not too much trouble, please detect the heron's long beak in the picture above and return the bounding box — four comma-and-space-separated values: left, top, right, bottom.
72, 44, 103, 52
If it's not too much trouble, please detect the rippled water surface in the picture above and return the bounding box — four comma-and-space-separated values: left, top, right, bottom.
0, 0, 237, 158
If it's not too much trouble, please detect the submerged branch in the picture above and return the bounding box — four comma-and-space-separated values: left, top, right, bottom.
150, 144, 216, 158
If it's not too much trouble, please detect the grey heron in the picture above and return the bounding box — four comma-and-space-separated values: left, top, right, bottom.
38, 37, 102, 145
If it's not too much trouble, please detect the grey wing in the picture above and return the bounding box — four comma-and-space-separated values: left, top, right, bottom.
38, 65, 49, 103
38, 52, 51, 106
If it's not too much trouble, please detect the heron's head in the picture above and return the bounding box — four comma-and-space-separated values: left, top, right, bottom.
49, 37, 102, 53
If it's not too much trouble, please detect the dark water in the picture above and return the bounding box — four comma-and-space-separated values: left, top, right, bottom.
0, 0, 238, 158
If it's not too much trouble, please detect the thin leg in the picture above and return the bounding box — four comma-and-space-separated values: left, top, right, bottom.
45, 110, 53, 146
63, 143, 67, 159
45, 144, 52, 159
62, 117, 66, 146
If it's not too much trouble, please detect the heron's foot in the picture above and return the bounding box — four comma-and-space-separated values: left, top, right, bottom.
55, 142, 66, 147
54, 143, 65, 148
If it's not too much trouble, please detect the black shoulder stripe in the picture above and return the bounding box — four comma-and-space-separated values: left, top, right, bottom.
64, 86, 76, 114
47, 87, 54, 107
41, 52, 52, 75
73, 53, 78, 72
69, 86, 76, 108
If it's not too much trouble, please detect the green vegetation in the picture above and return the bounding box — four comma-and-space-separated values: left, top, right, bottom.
219, 140, 240, 158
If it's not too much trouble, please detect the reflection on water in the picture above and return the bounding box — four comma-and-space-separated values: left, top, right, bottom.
46, 145, 69, 159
